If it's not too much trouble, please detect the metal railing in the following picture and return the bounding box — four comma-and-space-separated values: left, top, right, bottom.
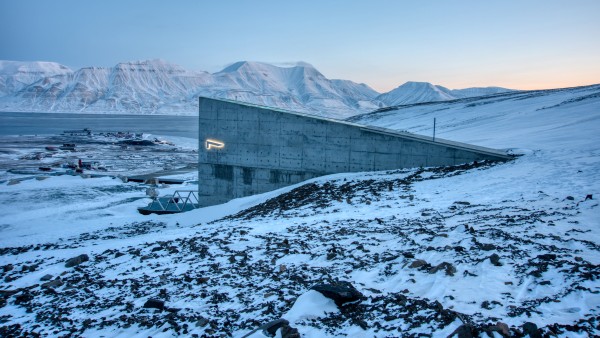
139, 190, 200, 214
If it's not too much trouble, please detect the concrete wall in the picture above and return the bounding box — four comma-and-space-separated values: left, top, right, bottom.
198, 97, 510, 206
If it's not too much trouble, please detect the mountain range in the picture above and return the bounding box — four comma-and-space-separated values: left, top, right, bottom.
0, 59, 513, 118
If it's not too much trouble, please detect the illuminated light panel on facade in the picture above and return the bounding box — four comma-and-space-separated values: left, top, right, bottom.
205, 139, 225, 150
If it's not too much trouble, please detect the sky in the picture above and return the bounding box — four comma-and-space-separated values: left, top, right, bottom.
1, 0, 599, 92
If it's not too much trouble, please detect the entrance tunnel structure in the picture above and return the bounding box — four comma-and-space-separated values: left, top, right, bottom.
198, 97, 511, 206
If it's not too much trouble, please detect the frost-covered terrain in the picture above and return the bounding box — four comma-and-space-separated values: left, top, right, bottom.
1, 59, 512, 119
0, 84, 599, 337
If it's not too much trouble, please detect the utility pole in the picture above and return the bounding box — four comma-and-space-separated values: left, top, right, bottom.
433, 118, 436, 142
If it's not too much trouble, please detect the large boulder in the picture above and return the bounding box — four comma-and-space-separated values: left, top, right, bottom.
310, 281, 363, 306
143, 298, 165, 311
522, 322, 542, 338
429, 262, 457, 276
65, 254, 89, 268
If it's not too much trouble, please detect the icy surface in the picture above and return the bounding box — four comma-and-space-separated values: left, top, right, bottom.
0, 84, 599, 336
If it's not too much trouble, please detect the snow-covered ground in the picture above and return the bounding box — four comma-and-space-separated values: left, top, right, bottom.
0, 84, 599, 337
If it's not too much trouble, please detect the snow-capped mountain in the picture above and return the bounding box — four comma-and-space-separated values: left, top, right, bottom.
0, 59, 520, 118
2, 60, 213, 114
376, 81, 513, 106
208, 61, 381, 116
0, 60, 72, 97
0, 60, 382, 118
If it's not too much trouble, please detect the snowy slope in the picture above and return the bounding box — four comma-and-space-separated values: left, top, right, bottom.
350, 84, 600, 150
0, 82, 598, 337
376, 81, 513, 106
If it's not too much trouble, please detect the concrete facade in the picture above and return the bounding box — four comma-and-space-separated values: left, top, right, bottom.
198, 97, 511, 206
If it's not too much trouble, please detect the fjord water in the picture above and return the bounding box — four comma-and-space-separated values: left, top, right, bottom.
0, 112, 199, 138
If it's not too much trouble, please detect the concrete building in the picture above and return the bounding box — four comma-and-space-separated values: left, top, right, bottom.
198, 97, 511, 206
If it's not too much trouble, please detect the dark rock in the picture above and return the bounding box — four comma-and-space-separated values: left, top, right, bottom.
585, 194, 593, 200
0, 289, 21, 298
21, 265, 36, 272
311, 281, 364, 306
279, 323, 300, 338
42, 278, 63, 289
449, 324, 474, 338
65, 254, 89, 268
489, 253, 502, 266
480, 243, 495, 251
574, 256, 583, 262
496, 322, 510, 337
40, 274, 53, 281
429, 262, 457, 276
537, 254, 556, 261
118, 139, 155, 146
2, 264, 13, 273
14, 292, 33, 305
262, 318, 289, 336
566, 196, 575, 200
522, 322, 542, 338
402, 252, 415, 259
484, 322, 511, 337
143, 298, 165, 311
409, 259, 427, 269
195, 317, 209, 327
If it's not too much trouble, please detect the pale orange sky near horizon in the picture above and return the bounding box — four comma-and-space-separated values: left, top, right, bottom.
2, 0, 599, 93
366, 71, 600, 92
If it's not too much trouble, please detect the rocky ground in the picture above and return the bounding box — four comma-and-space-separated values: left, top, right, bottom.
0, 133, 197, 182
0, 160, 598, 337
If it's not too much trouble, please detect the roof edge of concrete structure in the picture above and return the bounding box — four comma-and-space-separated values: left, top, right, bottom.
198, 96, 513, 160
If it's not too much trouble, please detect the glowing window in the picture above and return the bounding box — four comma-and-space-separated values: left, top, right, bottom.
205, 139, 225, 150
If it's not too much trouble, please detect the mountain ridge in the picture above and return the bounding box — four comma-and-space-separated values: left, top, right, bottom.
1, 59, 517, 118
375, 81, 513, 106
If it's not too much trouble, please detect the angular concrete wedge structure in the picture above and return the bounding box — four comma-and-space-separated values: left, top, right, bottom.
198, 97, 511, 206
